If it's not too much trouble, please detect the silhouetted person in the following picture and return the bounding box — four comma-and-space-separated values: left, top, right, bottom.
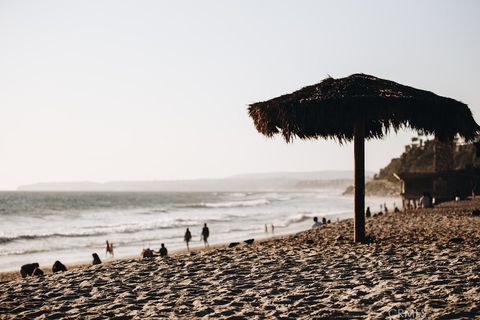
33, 267, 44, 277
20, 263, 39, 278
229, 242, 240, 248
366, 207, 371, 218
244, 239, 254, 245
52, 260, 67, 273
271, 224, 275, 234
184, 228, 192, 250
92, 253, 102, 265
159, 243, 168, 257
322, 217, 327, 225
384, 203, 388, 214
312, 217, 322, 229
327, 219, 331, 224
265, 224, 268, 233
201, 223, 210, 247
420, 192, 433, 208
142, 248, 154, 259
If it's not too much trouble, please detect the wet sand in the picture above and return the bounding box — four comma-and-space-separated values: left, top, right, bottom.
2, 199, 480, 319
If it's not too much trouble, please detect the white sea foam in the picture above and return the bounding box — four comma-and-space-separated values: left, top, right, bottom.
0, 191, 399, 271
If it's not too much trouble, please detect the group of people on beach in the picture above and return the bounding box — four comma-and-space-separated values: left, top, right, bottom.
403, 192, 438, 210
184, 223, 210, 250
102, 223, 210, 264
419, 192, 434, 208
264, 224, 275, 233
365, 203, 401, 218
311, 216, 331, 229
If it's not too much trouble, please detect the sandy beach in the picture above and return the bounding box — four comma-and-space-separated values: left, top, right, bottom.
2, 199, 480, 319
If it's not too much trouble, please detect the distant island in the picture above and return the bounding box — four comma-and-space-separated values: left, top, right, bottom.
18, 170, 374, 192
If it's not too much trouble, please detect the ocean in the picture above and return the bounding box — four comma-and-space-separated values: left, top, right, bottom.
0, 191, 399, 272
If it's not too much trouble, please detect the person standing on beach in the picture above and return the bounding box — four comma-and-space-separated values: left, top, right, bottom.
265, 224, 268, 233
366, 207, 371, 218
184, 228, 192, 250
201, 223, 209, 247
271, 224, 274, 233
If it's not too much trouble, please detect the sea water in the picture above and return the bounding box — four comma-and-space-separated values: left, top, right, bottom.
0, 191, 399, 272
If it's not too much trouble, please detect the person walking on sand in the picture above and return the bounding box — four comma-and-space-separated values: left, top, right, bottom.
201, 223, 209, 248
265, 224, 268, 233
184, 228, 192, 250
271, 224, 274, 234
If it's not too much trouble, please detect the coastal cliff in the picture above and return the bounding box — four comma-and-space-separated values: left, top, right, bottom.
344, 138, 480, 196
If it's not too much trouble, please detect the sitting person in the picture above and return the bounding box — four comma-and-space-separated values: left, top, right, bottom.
312, 217, 322, 229
92, 253, 102, 265
141, 248, 154, 259
52, 260, 67, 273
20, 263, 39, 278
159, 243, 168, 257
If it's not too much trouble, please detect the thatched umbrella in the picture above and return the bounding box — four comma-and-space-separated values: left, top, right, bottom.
248, 73, 479, 243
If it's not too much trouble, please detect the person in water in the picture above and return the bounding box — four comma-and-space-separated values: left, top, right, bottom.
184, 228, 192, 250
105, 240, 114, 257
201, 223, 209, 248
159, 243, 168, 257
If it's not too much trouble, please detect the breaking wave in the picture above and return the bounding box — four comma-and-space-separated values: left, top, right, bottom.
180, 198, 271, 209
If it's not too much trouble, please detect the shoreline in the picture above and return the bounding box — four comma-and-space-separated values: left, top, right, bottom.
0, 230, 301, 283
0, 191, 399, 275
3, 198, 479, 318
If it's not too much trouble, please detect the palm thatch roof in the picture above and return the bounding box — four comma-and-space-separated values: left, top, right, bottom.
248, 74, 479, 143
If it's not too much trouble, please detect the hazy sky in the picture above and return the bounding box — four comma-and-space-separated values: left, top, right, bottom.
0, 1, 479, 190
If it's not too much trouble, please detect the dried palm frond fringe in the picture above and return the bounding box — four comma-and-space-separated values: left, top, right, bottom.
248, 74, 479, 143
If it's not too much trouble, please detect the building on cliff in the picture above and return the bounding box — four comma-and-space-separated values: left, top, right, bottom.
395, 138, 480, 208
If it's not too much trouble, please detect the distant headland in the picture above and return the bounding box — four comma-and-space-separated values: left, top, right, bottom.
17, 170, 373, 192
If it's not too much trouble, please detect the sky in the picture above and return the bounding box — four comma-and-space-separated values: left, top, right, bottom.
0, 0, 479, 190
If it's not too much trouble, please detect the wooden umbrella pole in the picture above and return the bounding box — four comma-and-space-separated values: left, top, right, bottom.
354, 122, 366, 243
